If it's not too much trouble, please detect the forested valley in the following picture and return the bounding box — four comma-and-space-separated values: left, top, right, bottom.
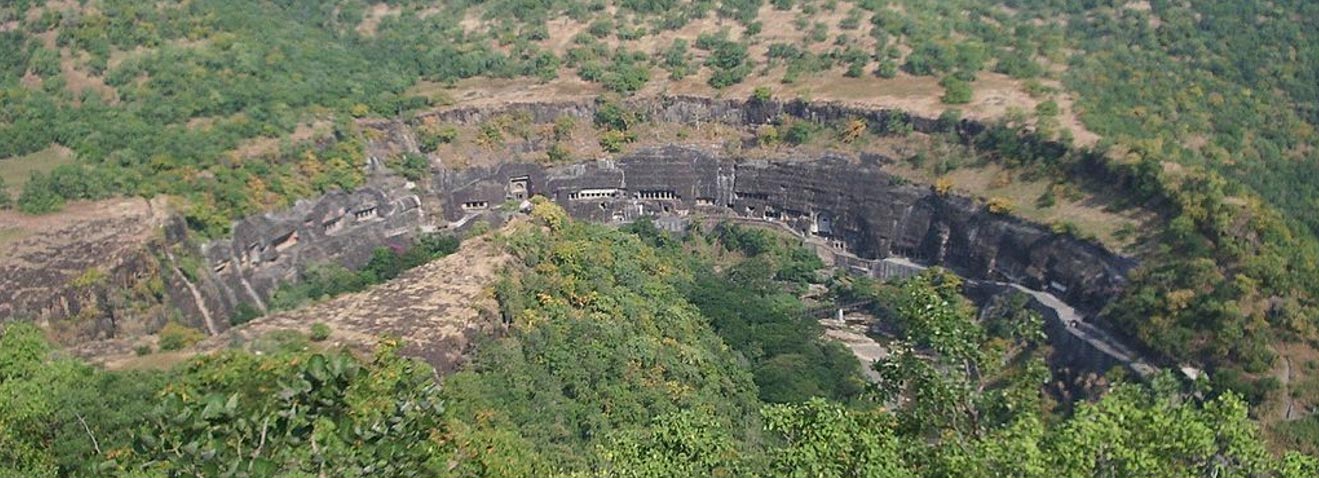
4, 0, 1319, 475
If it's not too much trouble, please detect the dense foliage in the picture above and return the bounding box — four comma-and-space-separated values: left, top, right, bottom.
690, 223, 865, 403
3, 208, 1319, 476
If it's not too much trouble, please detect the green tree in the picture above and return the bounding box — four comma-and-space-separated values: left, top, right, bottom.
17, 172, 64, 214
941, 77, 973, 104
117, 345, 448, 477
762, 398, 910, 478
0, 176, 10, 209
599, 410, 745, 478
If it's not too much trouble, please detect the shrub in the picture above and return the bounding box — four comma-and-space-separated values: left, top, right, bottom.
940, 77, 973, 104
70, 267, 106, 288
530, 197, 568, 231
588, 19, 613, 38
934, 177, 954, 196
1036, 188, 1058, 208
310, 323, 332, 342
756, 125, 780, 146
1035, 100, 1060, 117
134, 344, 153, 356
391, 153, 430, 181
158, 322, 204, 351
783, 120, 814, 145
838, 118, 867, 143
752, 86, 773, 102
1051, 221, 1081, 236
875, 59, 898, 78
466, 220, 491, 238
987, 197, 1014, 214
418, 124, 459, 152
552, 116, 576, 141
599, 130, 633, 153
547, 143, 571, 163
477, 122, 504, 147
936, 108, 963, 132
743, 21, 762, 37
17, 171, 65, 214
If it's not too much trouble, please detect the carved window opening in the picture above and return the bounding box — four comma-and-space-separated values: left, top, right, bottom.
323, 216, 344, 234
273, 230, 299, 253
508, 175, 530, 200
695, 197, 714, 206
568, 189, 620, 200
354, 207, 378, 220
636, 190, 678, 200
813, 212, 835, 235
462, 201, 489, 210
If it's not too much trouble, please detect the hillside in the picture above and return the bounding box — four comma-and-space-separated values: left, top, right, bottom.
2, 0, 1319, 474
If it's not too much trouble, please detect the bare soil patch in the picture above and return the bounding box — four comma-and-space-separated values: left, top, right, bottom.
355, 3, 400, 37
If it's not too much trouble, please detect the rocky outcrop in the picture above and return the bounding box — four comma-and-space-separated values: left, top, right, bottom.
173, 181, 427, 332
0, 197, 176, 342
191, 233, 511, 373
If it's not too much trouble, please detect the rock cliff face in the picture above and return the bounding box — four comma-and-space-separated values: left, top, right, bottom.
0, 198, 175, 342
442, 145, 1133, 315
175, 182, 427, 333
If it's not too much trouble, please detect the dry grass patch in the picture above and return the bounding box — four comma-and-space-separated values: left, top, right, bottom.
885, 145, 1147, 252
228, 120, 334, 159
0, 144, 76, 189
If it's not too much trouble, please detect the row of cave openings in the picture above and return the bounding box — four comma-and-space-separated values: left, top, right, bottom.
455, 175, 848, 248
213, 195, 421, 275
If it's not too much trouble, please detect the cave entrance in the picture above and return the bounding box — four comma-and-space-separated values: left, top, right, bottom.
508, 176, 529, 200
